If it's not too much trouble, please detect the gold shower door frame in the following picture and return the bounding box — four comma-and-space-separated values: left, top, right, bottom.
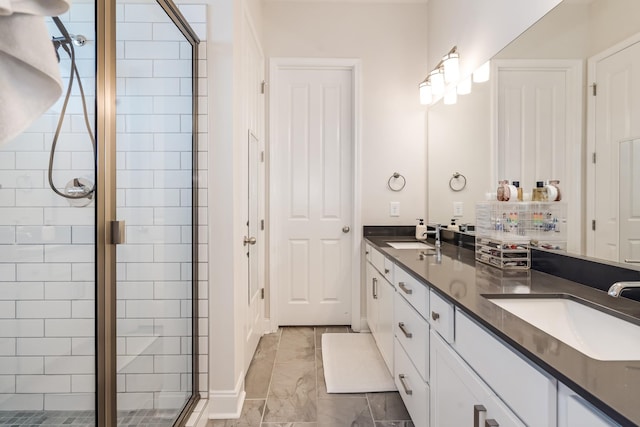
95, 0, 200, 425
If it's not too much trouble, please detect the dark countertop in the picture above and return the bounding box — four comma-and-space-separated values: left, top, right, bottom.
365, 236, 640, 426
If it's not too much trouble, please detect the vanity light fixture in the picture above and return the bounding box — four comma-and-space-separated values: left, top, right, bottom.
419, 46, 462, 105
419, 79, 433, 105
442, 46, 459, 83
473, 60, 491, 83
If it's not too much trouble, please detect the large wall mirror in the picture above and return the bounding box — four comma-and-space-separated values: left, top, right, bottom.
427, 0, 640, 266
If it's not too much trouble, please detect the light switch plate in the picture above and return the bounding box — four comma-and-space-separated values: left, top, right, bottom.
389, 201, 400, 217
453, 202, 463, 217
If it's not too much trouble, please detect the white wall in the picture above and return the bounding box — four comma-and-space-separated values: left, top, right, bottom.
263, 1, 429, 225
427, 0, 561, 83
427, 82, 491, 226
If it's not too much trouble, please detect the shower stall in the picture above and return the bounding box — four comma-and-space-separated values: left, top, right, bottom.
0, 0, 200, 425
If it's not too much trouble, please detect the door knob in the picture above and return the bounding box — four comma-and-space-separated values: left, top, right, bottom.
243, 236, 257, 246
342, 226, 350, 233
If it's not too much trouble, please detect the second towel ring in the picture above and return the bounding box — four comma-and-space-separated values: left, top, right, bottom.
388, 172, 406, 192
449, 172, 467, 192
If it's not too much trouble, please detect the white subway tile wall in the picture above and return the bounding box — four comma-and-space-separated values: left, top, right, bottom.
0, 0, 208, 415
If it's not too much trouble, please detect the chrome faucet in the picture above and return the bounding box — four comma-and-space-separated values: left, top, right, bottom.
608, 281, 640, 297
422, 223, 441, 248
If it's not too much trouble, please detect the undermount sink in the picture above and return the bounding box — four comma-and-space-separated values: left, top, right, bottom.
387, 241, 435, 250
486, 295, 640, 361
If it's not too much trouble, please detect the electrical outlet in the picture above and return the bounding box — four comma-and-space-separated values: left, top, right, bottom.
453, 202, 463, 217
389, 201, 400, 217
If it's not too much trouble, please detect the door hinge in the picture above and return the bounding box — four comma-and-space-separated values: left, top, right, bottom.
592, 152, 597, 164
260, 219, 265, 231
260, 151, 265, 163
592, 220, 596, 231
260, 288, 265, 299
261, 80, 267, 94
591, 83, 597, 96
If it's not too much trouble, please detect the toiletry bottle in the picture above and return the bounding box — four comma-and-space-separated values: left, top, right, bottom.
512, 181, 523, 201
416, 218, 427, 240
532, 181, 548, 201
497, 180, 509, 201
546, 179, 561, 201
449, 218, 459, 231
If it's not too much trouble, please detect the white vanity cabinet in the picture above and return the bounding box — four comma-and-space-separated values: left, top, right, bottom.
455, 310, 557, 426
430, 330, 525, 427
558, 383, 620, 427
365, 248, 394, 372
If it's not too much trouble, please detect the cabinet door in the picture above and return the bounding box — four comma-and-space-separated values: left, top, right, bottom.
558, 383, 620, 427
377, 276, 394, 372
430, 331, 525, 427
365, 262, 379, 335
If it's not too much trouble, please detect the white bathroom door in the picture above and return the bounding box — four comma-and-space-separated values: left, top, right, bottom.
619, 139, 640, 263
271, 61, 354, 326
591, 39, 640, 262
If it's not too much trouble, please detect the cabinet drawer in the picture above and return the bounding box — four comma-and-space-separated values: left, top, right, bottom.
394, 266, 429, 318
370, 247, 386, 276
383, 257, 394, 283
429, 290, 454, 343
394, 292, 429, 382
455, 309, 557, 427
394, 339, 429, 427
365, 243, 372, 262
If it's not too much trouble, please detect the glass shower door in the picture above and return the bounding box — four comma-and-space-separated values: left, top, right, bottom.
114, 1, 196, 424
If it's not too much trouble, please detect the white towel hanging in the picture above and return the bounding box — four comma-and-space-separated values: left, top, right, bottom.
0, 0, 70, 16
0, 0, 71, 145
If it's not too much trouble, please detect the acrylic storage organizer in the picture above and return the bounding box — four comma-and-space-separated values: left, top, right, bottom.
475, 201, 567, 270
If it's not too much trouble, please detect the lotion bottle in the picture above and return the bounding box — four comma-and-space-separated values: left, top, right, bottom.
416, 219, 427, 240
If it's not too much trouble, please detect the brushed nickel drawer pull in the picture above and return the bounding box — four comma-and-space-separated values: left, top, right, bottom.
372, 277, 378, 299
398, 374, 412, 395
398, 282, 413, 295
473, 405, 486, 427
398, 322, 412, 338
431, 311, 440, 321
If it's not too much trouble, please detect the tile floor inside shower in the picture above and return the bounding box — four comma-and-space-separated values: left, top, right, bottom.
0, 409, 180, 426
209, 326, 414, 427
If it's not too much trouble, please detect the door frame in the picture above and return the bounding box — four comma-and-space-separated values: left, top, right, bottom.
491, 59, 583, 253
268, 57, 362, 332
586, 32, 640, 258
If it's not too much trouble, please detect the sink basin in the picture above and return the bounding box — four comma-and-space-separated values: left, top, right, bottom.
486, 295, 640, 361
387, 241, 435, 250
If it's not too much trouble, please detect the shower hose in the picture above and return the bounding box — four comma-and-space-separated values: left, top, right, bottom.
49, 16, 96, 200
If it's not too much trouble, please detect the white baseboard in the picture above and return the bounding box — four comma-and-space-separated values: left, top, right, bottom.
208, 372, 246, 419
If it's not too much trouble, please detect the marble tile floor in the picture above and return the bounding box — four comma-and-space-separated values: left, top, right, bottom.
209, 326, 414, 427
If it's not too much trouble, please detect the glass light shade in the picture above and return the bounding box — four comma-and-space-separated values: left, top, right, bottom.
444, 86, 457, 105
473, 61, 491, 83
430, 69, 445, 96
457, 76, 472, 95
443, 53, 460, 83
419, 81, 432, 105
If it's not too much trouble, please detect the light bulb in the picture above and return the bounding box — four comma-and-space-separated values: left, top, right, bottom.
430, 69, 445, 96
457, 76, 472, 95
473, 61, 491, 83
419, 81, 432, 105
443, 52, 460, 83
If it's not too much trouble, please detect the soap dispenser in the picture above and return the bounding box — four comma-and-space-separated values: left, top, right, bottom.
416, 219, 427, 240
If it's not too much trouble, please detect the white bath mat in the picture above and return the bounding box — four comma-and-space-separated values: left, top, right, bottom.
322, 333, 397, 393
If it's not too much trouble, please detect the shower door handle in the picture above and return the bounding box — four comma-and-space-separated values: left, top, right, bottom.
111, 221, 126, 245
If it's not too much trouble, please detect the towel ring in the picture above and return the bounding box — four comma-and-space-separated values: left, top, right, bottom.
388, 172, 406, 192
449, 172, 467, 192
